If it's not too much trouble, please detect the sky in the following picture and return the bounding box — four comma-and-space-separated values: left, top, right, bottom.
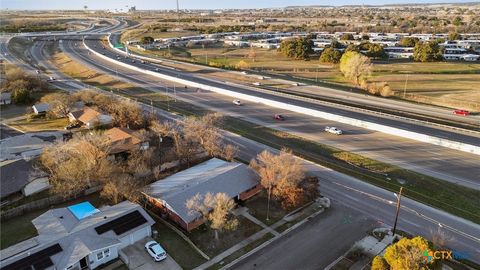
0, 0, 475, 10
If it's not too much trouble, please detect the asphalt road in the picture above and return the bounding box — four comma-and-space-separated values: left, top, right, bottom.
230, 204, 376, 270
59, 39, 480, 189
3, 34, 479, 265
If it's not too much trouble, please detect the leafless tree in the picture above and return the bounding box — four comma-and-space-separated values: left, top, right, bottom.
101, 174, 144, 204
186, 192, 238, 240
40, 93, 73, 118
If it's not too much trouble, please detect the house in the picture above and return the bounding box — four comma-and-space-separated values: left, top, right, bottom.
32, 103, 50, 114
104, 127, 148, 155
0, 159, 50, 198
68, 107, 113, 128
0, 201, 155, 270
144, 158, 262, 231
0, 92, 12, 105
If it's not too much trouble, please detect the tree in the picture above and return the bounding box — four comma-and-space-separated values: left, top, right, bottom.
40, 93, 73, 118
383, 236, 434, 270
250, 149, 305, 214
279, 38, 313, 60
399, 37, 419, 47
247, 48, 257, 62
448, 32, 461, 41
371, 256, 389, 270
363, 43, 387, 59
101, 174, 144, 204
105, 99, 145, 129
236, 60, 250, 70
413, 41, 443, 62
12, 88, 31, 104
319, 48, 342, 64
339, 51, 372, 85
186, 192, 238, 240
40, 132, 114, 198
340, 33, 355, 41
140, 36, 154, 44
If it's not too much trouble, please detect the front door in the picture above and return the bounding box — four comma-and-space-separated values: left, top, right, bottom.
79, 257, 88, 269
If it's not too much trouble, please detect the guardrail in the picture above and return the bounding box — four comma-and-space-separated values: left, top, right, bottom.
85, 39, 480, 156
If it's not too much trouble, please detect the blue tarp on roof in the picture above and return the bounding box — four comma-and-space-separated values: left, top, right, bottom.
67, 201, 99, 220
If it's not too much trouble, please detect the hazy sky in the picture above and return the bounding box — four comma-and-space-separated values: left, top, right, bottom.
1, 0, 474, 10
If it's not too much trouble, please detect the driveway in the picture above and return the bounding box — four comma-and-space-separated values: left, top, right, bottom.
120, 237, 181, 270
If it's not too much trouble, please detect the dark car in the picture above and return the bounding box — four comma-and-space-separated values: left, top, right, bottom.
64, 121, 81, 130
274, 114, 285, 121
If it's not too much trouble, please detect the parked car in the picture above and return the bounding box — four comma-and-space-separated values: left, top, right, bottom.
145, 241, 167, 262
233, 99, 242, 106
453, 109, 470, 116
325, 126, 343, 135
64, 121, 81, 130
252, 82, 261, 86
274, 114, 285, 121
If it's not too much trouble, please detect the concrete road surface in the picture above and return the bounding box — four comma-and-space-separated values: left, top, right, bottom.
230, 204, 376, 270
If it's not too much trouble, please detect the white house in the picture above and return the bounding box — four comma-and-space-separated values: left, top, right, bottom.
32, 103, 50, 114
0, 201, 155, 270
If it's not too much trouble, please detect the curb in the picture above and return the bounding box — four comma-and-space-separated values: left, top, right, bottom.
220, 207, 326, 270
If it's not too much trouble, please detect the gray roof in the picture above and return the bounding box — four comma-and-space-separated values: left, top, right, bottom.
0, 159, 47, 198
32, 103, 50, 113
0, 92, 11, 100
145, 158, 260, 224
0, 201, 155, 270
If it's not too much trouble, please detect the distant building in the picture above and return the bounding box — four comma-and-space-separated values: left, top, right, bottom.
32, 103, 50, 114
144, 158, 262, 231
0, 159, 49, 198
0, 92, 12, 105
0, 201, 155, 270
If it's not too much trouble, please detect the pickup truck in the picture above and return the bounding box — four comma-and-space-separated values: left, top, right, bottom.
325, 126, 343, 135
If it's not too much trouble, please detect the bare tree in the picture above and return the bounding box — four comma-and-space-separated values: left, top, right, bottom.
101, 174, 144, 204
186, 192, 238, 240
250, 149, 305, 218
40, 93, 73, 118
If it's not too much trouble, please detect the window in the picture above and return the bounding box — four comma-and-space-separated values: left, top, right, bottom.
104, 249, 110, 258
96, 251, 104, 260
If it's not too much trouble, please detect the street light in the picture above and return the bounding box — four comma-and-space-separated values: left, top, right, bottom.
392, 187, 403, 236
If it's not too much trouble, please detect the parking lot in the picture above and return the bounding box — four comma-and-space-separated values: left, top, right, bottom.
120, 237, 181, 270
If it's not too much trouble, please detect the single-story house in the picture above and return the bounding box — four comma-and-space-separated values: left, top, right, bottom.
0, 201, 155, 270
0, 92, 12, 105
0, 159, 50, 198
68, 107, 113, 128
104, 127, 149, 155
32, 103, 50, 114
144, 158, 262, 231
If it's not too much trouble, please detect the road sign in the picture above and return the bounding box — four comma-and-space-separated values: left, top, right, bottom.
113, 44, 124, 49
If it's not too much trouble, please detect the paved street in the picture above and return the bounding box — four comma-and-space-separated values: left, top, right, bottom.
230, 204, 376, 270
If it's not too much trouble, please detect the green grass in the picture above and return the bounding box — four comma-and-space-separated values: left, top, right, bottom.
152, 221, 207, 269
188, 216, 263, 257
8, 116, 69, 132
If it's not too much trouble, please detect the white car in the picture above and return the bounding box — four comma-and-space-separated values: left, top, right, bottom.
145, 241, 167, 262
233, 99, 242, 106
325, 126, 343, 135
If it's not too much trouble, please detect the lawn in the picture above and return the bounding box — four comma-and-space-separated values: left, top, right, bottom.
0, 192, 108, 249
188, 216, 263, 257
152, 221, 207, 269
244, 190, 288, 226
8, 116, 69, 132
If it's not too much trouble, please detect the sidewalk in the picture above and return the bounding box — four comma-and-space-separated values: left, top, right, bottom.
194, 202, 324, 270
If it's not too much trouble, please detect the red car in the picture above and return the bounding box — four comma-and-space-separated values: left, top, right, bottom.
453, 109, 470, 116
274, 114, 285, 121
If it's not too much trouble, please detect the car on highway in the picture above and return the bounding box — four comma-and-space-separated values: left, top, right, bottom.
253, 82, 261, 86
155, 68, 160, 72
145, 241, 167, 262
453, 109, 470, 116
47, 76, 55, 81
325, 126, 343, 135
274, 114, 285, 121
36, 70, 40, 74
233, 99, 242, 106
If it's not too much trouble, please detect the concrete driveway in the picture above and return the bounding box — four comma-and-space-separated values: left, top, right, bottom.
120, 237, 181, 270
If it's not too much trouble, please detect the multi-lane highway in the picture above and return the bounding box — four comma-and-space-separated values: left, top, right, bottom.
2, 23, 480, 265
50, 37, 480, 190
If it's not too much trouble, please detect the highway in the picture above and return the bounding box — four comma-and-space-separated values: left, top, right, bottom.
51, 37, 480, 190
2, 29, 480, 266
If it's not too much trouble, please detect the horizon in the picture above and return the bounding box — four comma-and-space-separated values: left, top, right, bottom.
0, 0, 476, 11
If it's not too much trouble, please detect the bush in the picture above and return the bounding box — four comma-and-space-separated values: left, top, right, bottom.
319, 48, 342, 64
12, 88, 32, 104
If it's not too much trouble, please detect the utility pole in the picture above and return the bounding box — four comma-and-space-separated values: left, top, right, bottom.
392, 187, 403, 236
176, 0, 179, 13
403, 74, 409, 98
